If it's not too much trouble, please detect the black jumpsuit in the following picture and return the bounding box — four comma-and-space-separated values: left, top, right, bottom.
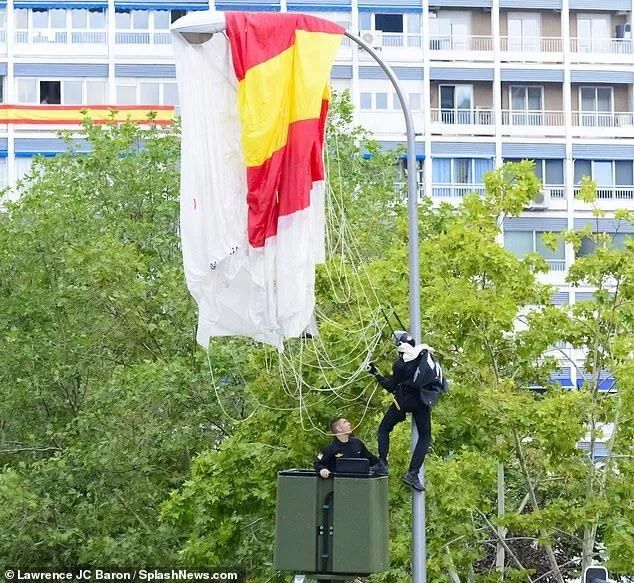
375, 354, 431, 473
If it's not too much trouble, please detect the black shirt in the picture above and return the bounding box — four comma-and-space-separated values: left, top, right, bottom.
376, 354, 423, 411
314, 436, 380, 473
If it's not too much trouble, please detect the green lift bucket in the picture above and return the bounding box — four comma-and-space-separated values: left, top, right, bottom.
274, 469, 389, 577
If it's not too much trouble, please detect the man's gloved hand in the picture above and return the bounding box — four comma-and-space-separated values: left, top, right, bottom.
319, 468, 330, 479
367, 362, 378, 376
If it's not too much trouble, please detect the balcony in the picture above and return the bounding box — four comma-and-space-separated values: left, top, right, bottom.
570, 37, 633, 63
429, 36, 493, 61
358, 32, 422, 60
430, 108, 494, 135
574, 184, 634, 211
115, 30, 173, 57
571, 112, 634, 138
14, 29, 107, 56
500, 36, 563, 61
501, 110, 565, 136
357, 110, 424, 136
432, 183, 486, 199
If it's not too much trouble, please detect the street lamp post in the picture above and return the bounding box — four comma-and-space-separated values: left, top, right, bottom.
172, 17, 425, 583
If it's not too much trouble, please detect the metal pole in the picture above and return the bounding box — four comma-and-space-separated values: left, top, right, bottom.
344, 31, 424, 583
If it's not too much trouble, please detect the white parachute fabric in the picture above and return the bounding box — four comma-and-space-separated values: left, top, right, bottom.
173, 21, 327, 349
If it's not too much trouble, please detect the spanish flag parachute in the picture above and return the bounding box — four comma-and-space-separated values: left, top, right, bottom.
172, 12, 343, 349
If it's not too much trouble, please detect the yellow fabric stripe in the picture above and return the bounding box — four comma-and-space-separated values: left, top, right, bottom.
237, 30, 341, 168
0, 107, 173, 124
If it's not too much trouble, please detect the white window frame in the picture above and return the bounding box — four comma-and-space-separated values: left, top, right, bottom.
115, 79, 179, 105
439, 84, 474, 124
16, 77, 106, 105
578, 85, 614, 127
507, 12, 541, 51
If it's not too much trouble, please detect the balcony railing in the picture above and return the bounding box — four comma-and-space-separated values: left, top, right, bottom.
570, 37, 633, 54
115, 31, 171, 45
571, 112, 634, 128
432, 183, 486, 198
500, 36, 563, 53
501, 110, 565, 126
431, 108, 494, 125
574, 185, 634, 200
429, 35, 493, 51
379, 32, 422, 48
15, 29, 106, 44
548, 260, 567, 271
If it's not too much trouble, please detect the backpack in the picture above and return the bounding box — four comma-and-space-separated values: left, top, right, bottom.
405, 350, 449, 407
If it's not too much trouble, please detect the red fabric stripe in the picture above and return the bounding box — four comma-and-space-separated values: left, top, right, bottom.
247, 99, 329, 248
225, 12, 345, 81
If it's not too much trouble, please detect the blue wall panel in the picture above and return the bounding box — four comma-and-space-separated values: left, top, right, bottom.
501, 68, 564, 82
431, 0, 491, 6
287, 1, 351, 10
504, 217, 568, 231
501, 0, 561, 7
359, 0, 422, 12
331, 65, 352, 79
572, 143, 634, 160
571, 70, 634, 84
214, 0, 280, 9
376, 140, 425, 158
574, 218, 634, 233
575, 291, 595, 302
502, 143, 566, 159
115, 63, 175, 78
0, 138, 8, 152
15, 63, 108, 77
431, 67, 494, 81
116, 0, 207, 8
15, 137, 91, 154
432, 141, 495, 156
359, 66, 424, 80
15, 0, 107, 6
570, 0, 629, 9
552, 291, 570, 305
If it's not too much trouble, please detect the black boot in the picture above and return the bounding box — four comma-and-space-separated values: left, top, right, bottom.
402, 470, 424, 491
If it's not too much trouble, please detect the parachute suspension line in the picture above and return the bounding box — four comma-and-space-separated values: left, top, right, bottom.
205, 345, 256, 424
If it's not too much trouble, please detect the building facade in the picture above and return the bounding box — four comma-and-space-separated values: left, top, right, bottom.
0, 0, 631, 390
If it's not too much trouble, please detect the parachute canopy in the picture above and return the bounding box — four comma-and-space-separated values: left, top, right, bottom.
172, 11, 344, 349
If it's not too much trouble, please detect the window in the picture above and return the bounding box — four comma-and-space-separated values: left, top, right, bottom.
63, 80, 82, 104
507, 12, 540, 52
0, 8, 6, 29
374, 14, 403, 33
17, 79, 37, 103
15, 9, 28, 29
40, 81, 61, 104
86, 80, 106, 104
578, 233, 633, 257
171, 9, 187, 24
577, 14, 610, 52
15, 157, 34, 183
375, 92, 388, 109
117, 85, 136, 105
510, 85, 543, 125
360, 92, 372, 109
140, 82, 160, 104
505, 230, 565, 269
574, 160, 634, 186
32, 9, 48, 28
579, 87, 613, 127
505, 158, 564, 185
430, 11, 470, 50
115, 9, 131, 28
163, 83, 179, 106
440, 84, 473, 123
154, 10, 170, 29
432, 158, 493, 184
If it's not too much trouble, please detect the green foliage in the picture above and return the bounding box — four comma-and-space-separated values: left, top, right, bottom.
0, 96, 632, 582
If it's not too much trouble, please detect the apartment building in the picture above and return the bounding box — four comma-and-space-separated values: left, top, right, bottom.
0, 0, 630, 393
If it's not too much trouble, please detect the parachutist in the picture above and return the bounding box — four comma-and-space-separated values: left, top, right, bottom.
370, 331, 432, 492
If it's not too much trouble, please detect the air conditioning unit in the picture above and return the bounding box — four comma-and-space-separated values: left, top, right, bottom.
360, 30, 383, 49
526, 189, 549, 210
